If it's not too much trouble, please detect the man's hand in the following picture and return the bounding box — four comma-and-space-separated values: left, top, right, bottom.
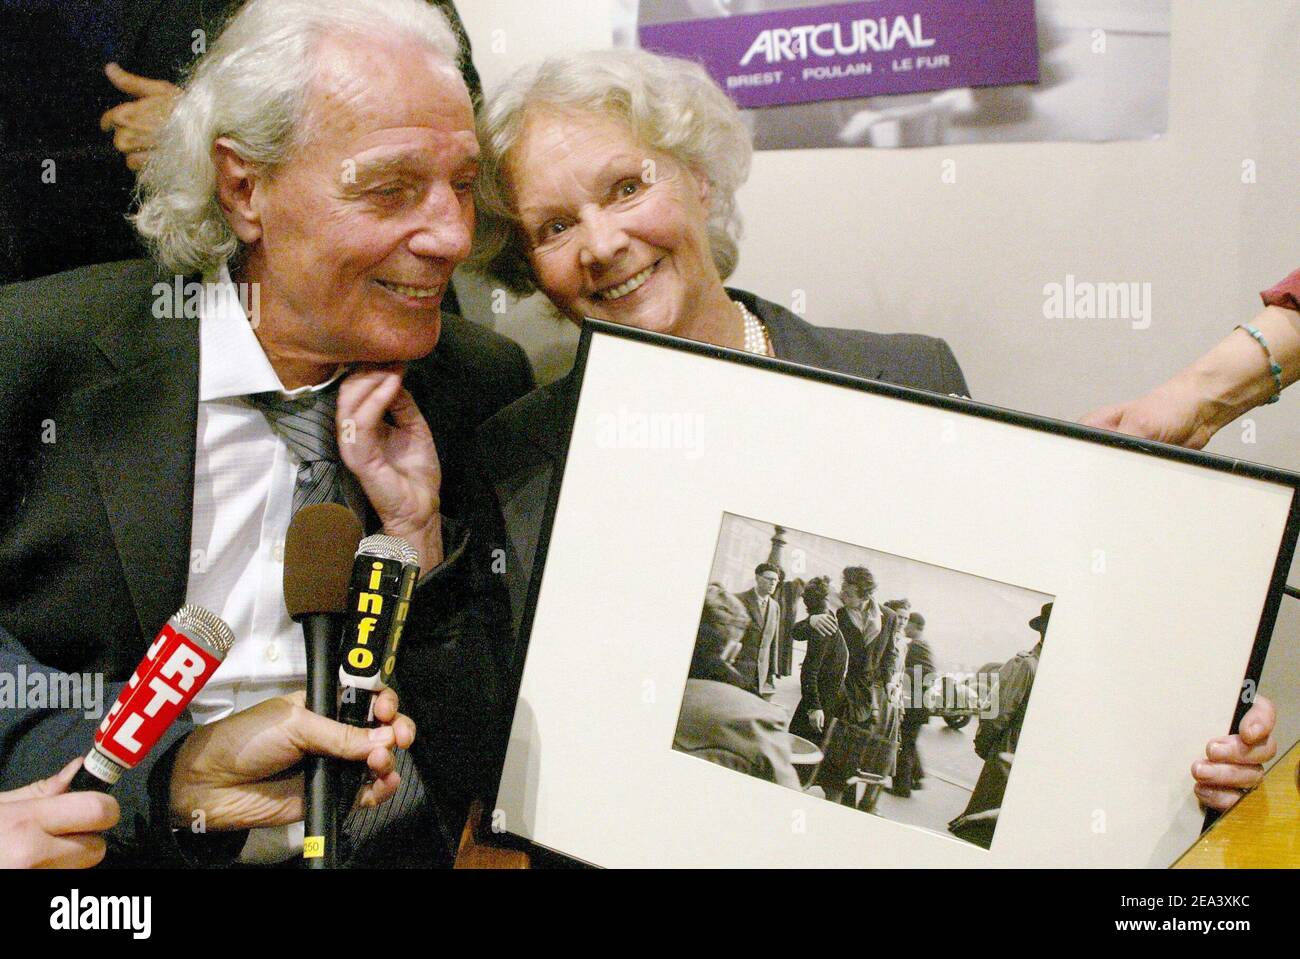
809, 613, 837, 637
100, 63, 181, 172
1193, 696, 1277, 811
0, 759, 120, 868
169, 689, 416, 831
337, 364, 443, 576
808, 709, 825, 733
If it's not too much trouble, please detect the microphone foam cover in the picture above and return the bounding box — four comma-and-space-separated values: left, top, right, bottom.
284, 503, 364, 617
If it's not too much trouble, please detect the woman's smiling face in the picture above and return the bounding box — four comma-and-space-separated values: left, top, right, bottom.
506, 107, 722, 336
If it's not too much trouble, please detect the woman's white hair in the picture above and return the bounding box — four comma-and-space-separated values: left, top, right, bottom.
132, 0, 460, 276
472, 47, 753, 296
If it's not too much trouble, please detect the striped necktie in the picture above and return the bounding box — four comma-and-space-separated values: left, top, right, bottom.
248, 385, 346, 512
342, 747, 435, 863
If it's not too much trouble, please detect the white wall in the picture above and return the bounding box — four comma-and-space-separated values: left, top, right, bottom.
458, 0, 1300, 754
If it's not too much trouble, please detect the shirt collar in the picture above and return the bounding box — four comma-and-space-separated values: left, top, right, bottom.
198, 263, 347, 401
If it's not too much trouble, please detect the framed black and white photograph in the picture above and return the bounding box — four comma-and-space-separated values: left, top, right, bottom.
496, 321, 1300, 868
677, 513, 1054, 851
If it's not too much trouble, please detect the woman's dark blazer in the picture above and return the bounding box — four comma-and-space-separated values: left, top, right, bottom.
788, 616, 850, 742
476, 288, 971, 666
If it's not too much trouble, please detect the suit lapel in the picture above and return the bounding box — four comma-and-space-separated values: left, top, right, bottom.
739, 588, 763, 628
735, 288, 890, 382
402, 357, 453, 453
481, 374, 578, 486
476, 376, 579, 618
86, 301, 199, 645
490, 384, 568, 567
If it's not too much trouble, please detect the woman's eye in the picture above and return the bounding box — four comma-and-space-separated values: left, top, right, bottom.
616, 179, 641, 199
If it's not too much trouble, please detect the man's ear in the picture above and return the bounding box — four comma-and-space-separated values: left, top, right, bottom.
213, 138, 264, 245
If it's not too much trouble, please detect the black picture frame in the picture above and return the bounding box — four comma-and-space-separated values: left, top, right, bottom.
499, 318, 1300, 866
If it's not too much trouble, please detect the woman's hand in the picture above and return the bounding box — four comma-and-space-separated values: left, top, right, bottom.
1192, 696, 1277, 811
1083, 305, 1300, 449
1080, 379, 1214, 450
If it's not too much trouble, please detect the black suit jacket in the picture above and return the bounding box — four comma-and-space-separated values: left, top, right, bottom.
477, 288, 971, 653
0, 259, 533, 865
902, 635, 936, 711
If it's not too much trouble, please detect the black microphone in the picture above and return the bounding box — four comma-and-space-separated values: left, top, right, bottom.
336, 534, 420, 811
284, 503, 363, 869
70, 605, 235, 792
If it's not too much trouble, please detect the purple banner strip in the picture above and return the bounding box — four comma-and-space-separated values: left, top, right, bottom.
639, 0, 1040, 109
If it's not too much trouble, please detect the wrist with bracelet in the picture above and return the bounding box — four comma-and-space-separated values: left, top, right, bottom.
1235, 323, 1284, 405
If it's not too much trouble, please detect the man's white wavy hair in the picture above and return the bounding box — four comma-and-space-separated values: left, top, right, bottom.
132, 0, 460, 276
471, 48, 753, 296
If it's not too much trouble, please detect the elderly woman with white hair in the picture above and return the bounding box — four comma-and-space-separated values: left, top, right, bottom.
474, 48, 967, 615
473, 47, 1277, 815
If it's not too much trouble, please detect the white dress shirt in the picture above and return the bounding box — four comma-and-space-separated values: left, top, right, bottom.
186, 264, 347, 862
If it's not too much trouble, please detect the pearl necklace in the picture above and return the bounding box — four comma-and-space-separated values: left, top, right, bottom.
734, 299, 773, 356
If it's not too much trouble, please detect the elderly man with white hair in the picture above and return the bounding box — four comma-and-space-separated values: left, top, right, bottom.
0, 0, 531, 867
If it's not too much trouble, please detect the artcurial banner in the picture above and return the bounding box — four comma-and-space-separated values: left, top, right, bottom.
619, 0, 1171, 150
638, 0, 1040, 109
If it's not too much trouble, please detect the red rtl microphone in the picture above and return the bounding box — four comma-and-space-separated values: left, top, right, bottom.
71, 605, 235, 792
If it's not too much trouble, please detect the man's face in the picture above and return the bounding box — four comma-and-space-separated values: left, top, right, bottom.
243, 34, 478, 366
905, 621, 923, 640
755, 571, 779, 596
